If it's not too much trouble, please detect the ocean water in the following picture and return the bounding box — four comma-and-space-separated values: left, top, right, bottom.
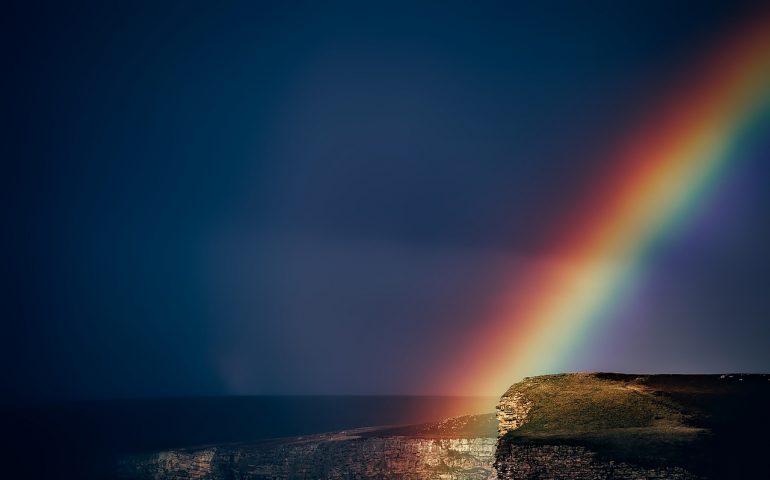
3, 396, 495, 477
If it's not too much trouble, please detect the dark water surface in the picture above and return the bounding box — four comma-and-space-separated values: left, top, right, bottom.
3, 396, 495, 478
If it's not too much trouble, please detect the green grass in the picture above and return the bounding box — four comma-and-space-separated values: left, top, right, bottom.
498, 373, 714, 470
508, 373, 688, 435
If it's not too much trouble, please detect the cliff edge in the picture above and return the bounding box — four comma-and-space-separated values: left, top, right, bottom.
495, 373, 770, 479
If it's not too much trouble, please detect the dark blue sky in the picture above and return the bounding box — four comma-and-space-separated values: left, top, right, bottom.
4, 1, 769, 401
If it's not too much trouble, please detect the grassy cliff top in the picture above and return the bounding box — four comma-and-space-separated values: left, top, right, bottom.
504, 373, 692, 435
498, 372, 770, 475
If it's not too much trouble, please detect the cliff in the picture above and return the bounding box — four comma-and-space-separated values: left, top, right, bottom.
495, 373, 770, 479
102, 374, 770, 479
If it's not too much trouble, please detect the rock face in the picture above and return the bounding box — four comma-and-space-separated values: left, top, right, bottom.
496, 392, 532, 436
496, 445, 695, 480
494, 373, 770, 480
118, 415, 499, 480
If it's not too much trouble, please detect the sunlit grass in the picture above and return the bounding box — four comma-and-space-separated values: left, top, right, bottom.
499, 373, 712, 469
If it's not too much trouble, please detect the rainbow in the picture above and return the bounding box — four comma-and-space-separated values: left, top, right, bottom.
439, 13, 770, 396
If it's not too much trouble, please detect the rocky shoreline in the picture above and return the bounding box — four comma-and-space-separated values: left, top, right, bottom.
116, 373, 770, 479
118, 415, 499, 479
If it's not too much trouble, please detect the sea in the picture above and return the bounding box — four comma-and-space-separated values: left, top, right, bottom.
3, 395, 496, 478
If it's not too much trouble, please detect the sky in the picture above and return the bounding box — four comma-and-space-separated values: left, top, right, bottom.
4, 0, 770, 401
